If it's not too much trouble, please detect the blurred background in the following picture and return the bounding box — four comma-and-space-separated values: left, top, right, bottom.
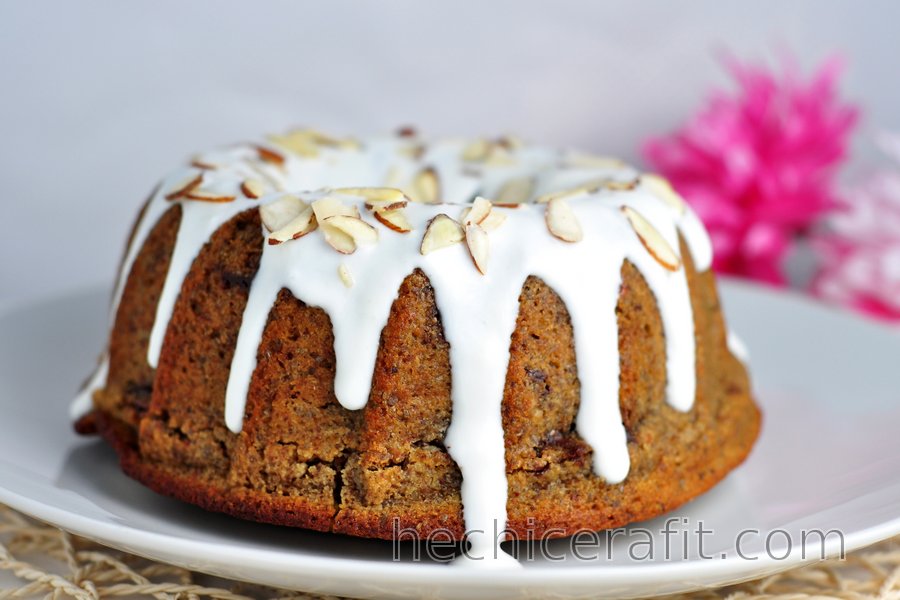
2, 0, 899, 310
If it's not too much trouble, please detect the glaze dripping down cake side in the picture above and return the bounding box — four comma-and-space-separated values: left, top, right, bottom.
72, 130, 760, 560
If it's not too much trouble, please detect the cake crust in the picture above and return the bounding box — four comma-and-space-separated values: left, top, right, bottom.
76, 207, 761, 540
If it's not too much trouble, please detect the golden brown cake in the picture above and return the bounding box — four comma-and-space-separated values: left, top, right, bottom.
72, 129, 760, 562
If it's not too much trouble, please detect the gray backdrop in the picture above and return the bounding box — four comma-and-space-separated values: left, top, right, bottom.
2, 0, 897, 305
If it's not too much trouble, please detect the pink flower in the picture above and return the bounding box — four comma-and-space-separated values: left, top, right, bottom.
642, 56, 858, 285
811, 133, 900, 321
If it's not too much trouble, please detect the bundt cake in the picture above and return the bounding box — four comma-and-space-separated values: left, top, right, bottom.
72, 128, 760, 562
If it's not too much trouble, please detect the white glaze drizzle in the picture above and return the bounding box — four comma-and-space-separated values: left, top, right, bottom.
727, 329, 750, 364
69, 168, 219, 419
71, 133, 715, 564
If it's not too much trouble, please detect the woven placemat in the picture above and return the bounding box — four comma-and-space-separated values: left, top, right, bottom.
1, 504, 898, 600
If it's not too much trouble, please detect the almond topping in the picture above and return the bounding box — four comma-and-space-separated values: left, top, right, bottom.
605, 178, 639, 192
312, 197, 359, 254
374, 209, 413, 233
462, 197, 492, 226
621, 206, 681, 271
545, 197, 583, 242
461, 139, 491, 162
323, 215, 379, 244
165, 174, 203, 201
535, 178, 607, 204
480, 209, 507, 232
410, 167, 440, 204
312, 198, 359, 254
311, 197, 356, 220
184, 190, 237, 203
364, 198, 408, 212
268, 131, 320, 158
536, 187, 586, 205
260, 195, 309, 232
483, 148, 516, 166
299, 129, 360, 150
255, 145, 286, 167
495, 176, 534, 205
420, 214, 465, 255
190, 159, 218, 170
267, 205, 316, 245
321, 224, 356, 254
332, 187, 408, 210
641, 174, 686, 214
465, 224, 490, 275
462, 137, 521, 164
398, 143, 426, 161
241, 179, 266, 200
338, 263, 354, 288
495, 135, 524, 151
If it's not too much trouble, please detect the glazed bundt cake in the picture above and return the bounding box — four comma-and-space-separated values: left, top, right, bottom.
72, 129, 760, 561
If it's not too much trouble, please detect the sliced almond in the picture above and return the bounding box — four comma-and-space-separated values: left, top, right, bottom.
410, 167, 440, 204
420, 214, 465, 255
535, 178, 607, 205
312, 198, 359, 254
495, 135, 524, 151
260, 195, 309, 232
365, 198, 408, 212
267, 206, 316, 245
311, 197, 356, 221
374, 209, 413, 233
465, 224, 489, 275
495, 176, 534, 205
480, 209, 507, 232
190, 159, 218, 170
165, 173, 203, 201
268, 131, 320, 158
461, 139, 491, 162
323, 215, 379, 244
332, 187, 409, 211
641, 174, 686, 214
605, 178, 639, 192
295, 129, 360, 150
462, 197, 492, 226
184, 189, 237, 203
546, 197, 583, 243
241, 179, 266, 200
484, 147, 516, 166
536, 186, 587, 205
338, 263, 354, 288
334, 186, 406, 200
321, 224, 356, 254
621, 205, 681, 271
305, 130, 341, 147
255, 145, 286, 167
398, 143, 426, 161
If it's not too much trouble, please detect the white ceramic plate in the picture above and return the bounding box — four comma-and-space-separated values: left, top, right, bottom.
0, 281, 898, 599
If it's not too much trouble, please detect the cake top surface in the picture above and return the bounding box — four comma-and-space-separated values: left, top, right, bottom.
158, 128, 709, 279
